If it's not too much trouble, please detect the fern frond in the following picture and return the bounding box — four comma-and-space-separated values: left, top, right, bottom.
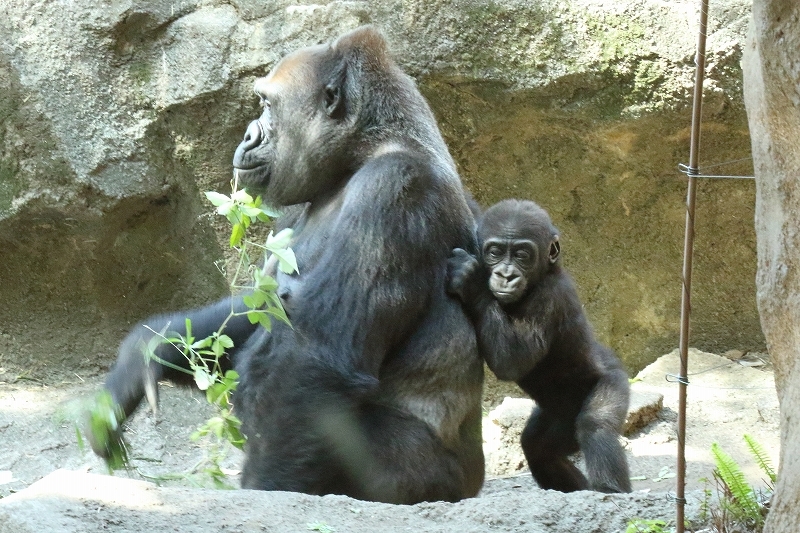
711, 442, 763, 525
744, 434, 777, 487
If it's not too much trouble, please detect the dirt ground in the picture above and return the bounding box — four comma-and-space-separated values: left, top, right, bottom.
0, 348, 780, 532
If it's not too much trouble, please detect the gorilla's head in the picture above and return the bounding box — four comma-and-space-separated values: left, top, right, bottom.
478, 199, 561, 304
232, 26, 429, 206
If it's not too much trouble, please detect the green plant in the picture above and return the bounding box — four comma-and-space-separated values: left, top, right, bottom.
709, 434, 775, 533
743, 434, 776, 490
698, 477, 713, 525
76, 178, 296, 483
307, 523, 335, 533
75, 389, 129, 472
625, 518, 667, 533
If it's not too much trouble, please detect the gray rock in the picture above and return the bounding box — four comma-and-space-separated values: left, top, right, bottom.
0, 0, 761, 376
483, 397, 532, 476
743, 1, 800, 531
483, 387, 664, 476
623, 387, 664, 435
0, 469, 708, 533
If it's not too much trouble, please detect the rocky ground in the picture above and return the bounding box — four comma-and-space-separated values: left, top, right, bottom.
0, 348, 779, 532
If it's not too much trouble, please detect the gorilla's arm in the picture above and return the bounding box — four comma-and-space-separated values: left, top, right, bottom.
103, 296, 256, 417
101, 203, 307, 421
447, 248, 553, 382
286, 152, 463, 383
264, 155, 463, 398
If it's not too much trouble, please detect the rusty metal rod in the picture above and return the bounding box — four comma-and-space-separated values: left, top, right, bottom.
676, 1, 709, 532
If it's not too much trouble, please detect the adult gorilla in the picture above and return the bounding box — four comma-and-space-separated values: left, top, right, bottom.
94, 26, 484, 504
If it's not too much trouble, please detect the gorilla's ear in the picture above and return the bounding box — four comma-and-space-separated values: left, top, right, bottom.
548, 236, 560, 264
323, 63, 347, 119
335, 25, 388, 57
324, 83, 343, 118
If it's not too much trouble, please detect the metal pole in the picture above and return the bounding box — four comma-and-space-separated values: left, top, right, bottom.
676, 1, 709, 532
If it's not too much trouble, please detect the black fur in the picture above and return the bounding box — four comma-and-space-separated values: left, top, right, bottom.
95, 26, 484, 504
447, 199, 631, 493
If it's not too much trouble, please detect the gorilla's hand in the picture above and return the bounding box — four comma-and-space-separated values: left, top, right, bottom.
447, 248, 483, 304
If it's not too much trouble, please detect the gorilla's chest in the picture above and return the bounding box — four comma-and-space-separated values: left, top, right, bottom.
272, 199, 355, 324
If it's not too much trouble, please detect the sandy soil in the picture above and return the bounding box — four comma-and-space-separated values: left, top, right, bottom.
0, 348, 779, 532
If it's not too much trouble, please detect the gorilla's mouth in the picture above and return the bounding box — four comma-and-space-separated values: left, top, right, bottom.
233, 165, 270, 187
492, 290, 520, 304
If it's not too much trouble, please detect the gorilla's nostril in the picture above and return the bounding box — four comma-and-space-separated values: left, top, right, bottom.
241, 120, 264, 150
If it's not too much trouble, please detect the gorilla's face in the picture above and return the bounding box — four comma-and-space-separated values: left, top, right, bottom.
478, 200, 561, 305
232, 44, 356, 206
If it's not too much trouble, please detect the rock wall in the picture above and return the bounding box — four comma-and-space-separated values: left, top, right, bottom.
742, 1, 800, 532
0, 0, 760, 377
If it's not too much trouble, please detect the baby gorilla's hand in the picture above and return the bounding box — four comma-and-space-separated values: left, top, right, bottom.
446, 248, 482, 304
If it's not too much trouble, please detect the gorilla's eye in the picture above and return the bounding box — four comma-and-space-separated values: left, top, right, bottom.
514, 250, 530, 261
487, 246, 502, 259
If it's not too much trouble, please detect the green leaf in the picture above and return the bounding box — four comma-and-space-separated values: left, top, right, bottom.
272, 248, 299, 274
266, 228, 294, 250
744, 434, 777, 486
184, 318, 193, 343
190, 336, 213, 350
307, 523, 335, 533
211, 338, 226, 357
259, 203, 282, 218
258, 313, 272, 331
218, 201, 236, 217
230, 223, 246, 247
82, 390, 130, 472
217, 334, 234, 349
206, 382, 226, 406
625, 519, 666, 533
240, 205, 263, 218
194, 368, 216, 391
246, 310, 262, 324
225, 210, 239, 226
243, 290, 267, 309
222, 370, 239, 388
231, 189, 254, 204
224, 414, 245, 449
712, 442, 763, 525
254, 272, 278, 292
266, 291, 286, 310
206, 416, 225, 438
204, 191, 231, 207
266, 302, 290, 326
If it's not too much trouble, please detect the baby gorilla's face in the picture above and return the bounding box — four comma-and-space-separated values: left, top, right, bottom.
482, 238, 535, 304
478, 199, 561, 305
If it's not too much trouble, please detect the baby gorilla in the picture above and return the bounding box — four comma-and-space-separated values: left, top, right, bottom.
448, 199, 632, 493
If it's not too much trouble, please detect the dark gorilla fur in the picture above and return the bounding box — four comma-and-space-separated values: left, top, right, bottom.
96, 26, 485, 503
447, 199, 632, 493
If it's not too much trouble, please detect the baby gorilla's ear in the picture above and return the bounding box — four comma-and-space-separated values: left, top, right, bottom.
549, 236, 560, 264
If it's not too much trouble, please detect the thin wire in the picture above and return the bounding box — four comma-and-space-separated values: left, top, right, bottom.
668, 492, 688, 505
699, 156, 753, 170
665, 358, 774, 389
664, 373, 773, 390
678, 163, 755, 179
666, 373, 690, 385
686, 385, 773, 390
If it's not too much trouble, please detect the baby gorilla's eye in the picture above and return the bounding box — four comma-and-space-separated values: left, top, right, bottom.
514, 250, 530, 261
487, 246, 503, 258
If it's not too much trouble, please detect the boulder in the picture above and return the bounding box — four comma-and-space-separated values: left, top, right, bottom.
742, 1, 800, 531
0, 0, 759, 376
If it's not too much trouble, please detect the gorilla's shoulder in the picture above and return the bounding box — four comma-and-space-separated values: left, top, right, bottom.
346, 145, 449, 205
